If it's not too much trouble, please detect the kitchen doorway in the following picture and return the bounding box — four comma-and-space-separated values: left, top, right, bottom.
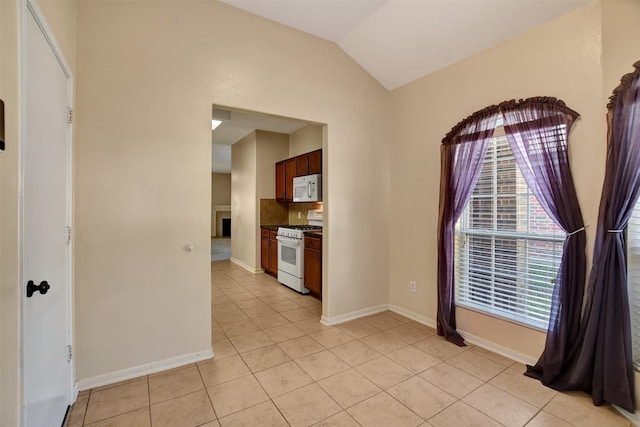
210, 105, 327, 305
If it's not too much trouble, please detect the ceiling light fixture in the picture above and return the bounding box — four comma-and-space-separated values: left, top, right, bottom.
211, 119, 223, 130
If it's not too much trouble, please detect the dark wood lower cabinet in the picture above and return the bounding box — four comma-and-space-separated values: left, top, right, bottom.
260, 228, 279, 276
304, 234, 322, 299
269, 232, 278, 274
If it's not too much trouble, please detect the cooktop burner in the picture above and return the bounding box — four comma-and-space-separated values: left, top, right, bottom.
285, 225, 322, 231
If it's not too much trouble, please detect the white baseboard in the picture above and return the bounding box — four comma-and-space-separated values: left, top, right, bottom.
388, 305, 437, 329
321, 304, 389, 325
229, 257, 261, 273
388, 305, 537, 366
458, 330, 537, 366
613, 405, 639, 426
76, 348, 214, 391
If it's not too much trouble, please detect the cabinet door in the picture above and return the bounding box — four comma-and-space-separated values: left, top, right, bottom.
296, 154, 309, 176
308, 149, 322, 174
275, 161, 286, 201
269, 237, 279, 274
261, 236, 270, 271
284, 159, 296, 201
304, 248, 321, 298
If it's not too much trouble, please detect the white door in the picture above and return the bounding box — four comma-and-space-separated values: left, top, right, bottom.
23, 6, 73, 426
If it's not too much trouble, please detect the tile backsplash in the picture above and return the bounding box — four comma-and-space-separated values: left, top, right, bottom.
260, 199, 288, 225
288, 202, 322, 225
260, 199, 322, 226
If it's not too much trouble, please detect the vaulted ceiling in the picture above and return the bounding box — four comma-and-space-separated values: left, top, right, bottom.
220, 0, 589, 90
212, 0, 591, 172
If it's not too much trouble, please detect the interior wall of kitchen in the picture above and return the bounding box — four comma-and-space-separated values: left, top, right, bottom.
255, 131, 289, 267
74, 0, 390, 382
289, 124, 322, 157
0, 0, 77, 423
231, 132, 257, 270
389, 0, 636, 364
211, 172, 231, 237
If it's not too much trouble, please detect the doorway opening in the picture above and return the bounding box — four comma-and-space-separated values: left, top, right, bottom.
210, 105, 327, 306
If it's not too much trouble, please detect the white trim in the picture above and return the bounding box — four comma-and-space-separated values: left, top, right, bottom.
612, 405, 638, 426
388, 304, 436, 329
230, 257, 262, 273
76, 348, 214, 391
388, 305, 537, 366
458, 330, 537, 366
321, 304, 389, 325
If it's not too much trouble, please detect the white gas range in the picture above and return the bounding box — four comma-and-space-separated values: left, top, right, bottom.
276, 210, 323, 293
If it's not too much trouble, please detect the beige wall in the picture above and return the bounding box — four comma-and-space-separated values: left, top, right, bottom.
289, 124, 322, 157
1, 0, 76, 423
211, 173, 231, 208
255, 131, 289, 267
0, 2, 21, 424
389, 2, 605, 362
231, 132, 257, 269
74, 0, 390, 382
211, 172, 231, 236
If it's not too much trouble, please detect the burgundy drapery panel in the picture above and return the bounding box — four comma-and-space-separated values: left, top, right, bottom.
497, 99, 587, 384
554, 63, 640, 412
437, 106, 500, 345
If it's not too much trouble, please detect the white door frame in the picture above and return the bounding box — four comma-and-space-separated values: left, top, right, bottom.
19, 0, 75, 422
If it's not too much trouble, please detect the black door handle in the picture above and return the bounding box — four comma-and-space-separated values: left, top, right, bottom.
26, 280, 50, 298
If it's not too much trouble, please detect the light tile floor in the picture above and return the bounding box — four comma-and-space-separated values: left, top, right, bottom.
67, 260, 632, 426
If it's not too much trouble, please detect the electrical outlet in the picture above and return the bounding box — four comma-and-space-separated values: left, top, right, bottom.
298, 212, 302, 219
409, 281, 416, 293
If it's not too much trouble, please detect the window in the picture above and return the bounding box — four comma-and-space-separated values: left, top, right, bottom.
627, 205, 640, 369
455, 127, 565, 329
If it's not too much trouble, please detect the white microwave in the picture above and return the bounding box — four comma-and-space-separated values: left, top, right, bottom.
293, 174, 322, 202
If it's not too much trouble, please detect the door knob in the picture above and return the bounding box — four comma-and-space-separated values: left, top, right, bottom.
26, 280, 50, 298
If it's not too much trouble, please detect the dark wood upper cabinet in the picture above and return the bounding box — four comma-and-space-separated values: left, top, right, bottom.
296, 154, 309, 176
284, 159, 296, 201
276, 149, 322, 202
275, 161, 286, 201
308, 149, 322, 175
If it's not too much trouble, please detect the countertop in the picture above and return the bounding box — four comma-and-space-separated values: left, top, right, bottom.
260, 225, 323, 238
260, 225, 282, 231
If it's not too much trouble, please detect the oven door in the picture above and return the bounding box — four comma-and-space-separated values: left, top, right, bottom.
277, 236, 303, 277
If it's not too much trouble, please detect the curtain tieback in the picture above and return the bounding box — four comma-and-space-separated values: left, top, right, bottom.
567, 226, 585, 236
607, 229, 624, 233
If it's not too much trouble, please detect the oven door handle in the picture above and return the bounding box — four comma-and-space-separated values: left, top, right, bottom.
276, 236, 302, 246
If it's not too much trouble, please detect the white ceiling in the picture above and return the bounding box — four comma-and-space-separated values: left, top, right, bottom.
220, 0, 589, 90
212, 0, 590, 172
211, 108, 310, 173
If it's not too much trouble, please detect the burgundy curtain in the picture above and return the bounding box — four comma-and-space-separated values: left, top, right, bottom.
562, 63, 640, 412
498, 98, 586, 384
437, 106, 500, 346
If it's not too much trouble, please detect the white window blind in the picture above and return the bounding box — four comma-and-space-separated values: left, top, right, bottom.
455, 132, 565, 329
627, 203, 640, 369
